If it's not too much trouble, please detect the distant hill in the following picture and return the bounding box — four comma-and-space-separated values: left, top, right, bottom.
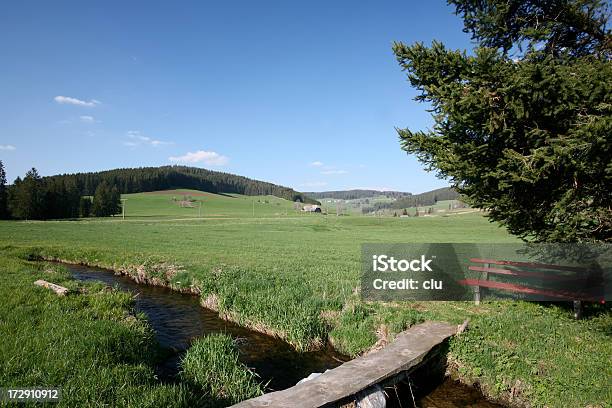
355, 187, 461, 214
391, 187, 459, 209
44, 166, 319, 204
308, 187, 460, 214
304, 189, 412, 200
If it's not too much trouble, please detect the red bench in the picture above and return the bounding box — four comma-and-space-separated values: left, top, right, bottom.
458, 258, 605, 319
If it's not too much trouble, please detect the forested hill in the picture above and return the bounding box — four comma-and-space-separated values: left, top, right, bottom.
391, 187, 459, 209
306, 186, 460, 212
45, 166, 319, 204
304, 189, 412, 200
355, 187, 460, 214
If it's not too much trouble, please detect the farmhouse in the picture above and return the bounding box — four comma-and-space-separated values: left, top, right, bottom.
302, 204, 322, 213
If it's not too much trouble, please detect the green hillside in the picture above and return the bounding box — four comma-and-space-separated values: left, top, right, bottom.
120, 189, 300, 218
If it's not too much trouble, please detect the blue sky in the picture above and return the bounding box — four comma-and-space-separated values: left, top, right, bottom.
0, 1, 474, 193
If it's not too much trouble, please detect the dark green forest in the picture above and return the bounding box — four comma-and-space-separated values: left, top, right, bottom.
0, 163, 318, 220
45, 165, 316, 202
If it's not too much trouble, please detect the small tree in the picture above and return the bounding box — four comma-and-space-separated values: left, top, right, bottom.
92, 181, 121, 217
402, 208, 408, 216
9, 168, 44, 220
393, 0, 611, 242
110, 186, 122, 215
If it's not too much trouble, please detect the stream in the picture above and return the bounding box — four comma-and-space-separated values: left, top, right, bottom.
68, 263, 503, 407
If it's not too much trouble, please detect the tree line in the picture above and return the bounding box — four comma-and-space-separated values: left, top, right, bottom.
0, 163, 318, 220
0, 162, 122, 220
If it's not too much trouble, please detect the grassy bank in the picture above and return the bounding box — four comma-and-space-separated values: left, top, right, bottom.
1, 190, 610, 407
0, 254, 192, 407
0, 254, 263, 407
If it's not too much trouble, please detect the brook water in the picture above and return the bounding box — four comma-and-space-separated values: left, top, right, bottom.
68, 264, 502, 407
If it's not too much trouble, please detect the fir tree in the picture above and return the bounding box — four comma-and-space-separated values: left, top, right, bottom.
92, 181, 120, 217
9, 168, 44, 220
393, 0, 611, 242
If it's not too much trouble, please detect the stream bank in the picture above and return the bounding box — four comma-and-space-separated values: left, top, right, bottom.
68, 263, 504, 407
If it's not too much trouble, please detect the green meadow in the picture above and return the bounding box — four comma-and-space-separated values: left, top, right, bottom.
0, 255, 263, 407
1, 190, 610, 407
121, 190, 297, 219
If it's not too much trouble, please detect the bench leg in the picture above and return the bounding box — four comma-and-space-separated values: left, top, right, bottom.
573, 300, 582, 320
473, 264, 488, 305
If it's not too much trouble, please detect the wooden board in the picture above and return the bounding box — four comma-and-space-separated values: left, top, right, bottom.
231, 321, 457, 408
34, 280, 69, 296
458, 278, 602, 302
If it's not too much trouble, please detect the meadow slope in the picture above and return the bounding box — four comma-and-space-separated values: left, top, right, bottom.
1, 190, 610, 407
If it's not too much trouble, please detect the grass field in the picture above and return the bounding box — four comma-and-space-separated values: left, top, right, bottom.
1, 190, 610, 407
0, 254, 259, 407
122, 190, 297, 218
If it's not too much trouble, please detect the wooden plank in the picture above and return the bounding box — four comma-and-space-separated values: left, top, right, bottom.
231, 321, 457, 408
34, 280, 69, 296
468, 265, 575, 281
469, 258, 586, 273
458, 279, 602, 302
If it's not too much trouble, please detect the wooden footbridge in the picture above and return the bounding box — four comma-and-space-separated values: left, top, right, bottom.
231, 321, 458, 408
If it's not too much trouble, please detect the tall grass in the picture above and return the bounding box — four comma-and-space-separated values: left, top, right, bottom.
0, 255, 200, 407
180, 334, 263, 405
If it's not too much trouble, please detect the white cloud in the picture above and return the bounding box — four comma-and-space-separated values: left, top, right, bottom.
168, 150, 229, 166
0, 144, 16, 151
125, 130, 171, 147
127, 130, 150, 142
150, 140, 171, 146
310, 161, 324, 167
301, 181, 328, 188
54, 96, 100, 107
321, 169, 348, 175
80, 115, 95, 123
